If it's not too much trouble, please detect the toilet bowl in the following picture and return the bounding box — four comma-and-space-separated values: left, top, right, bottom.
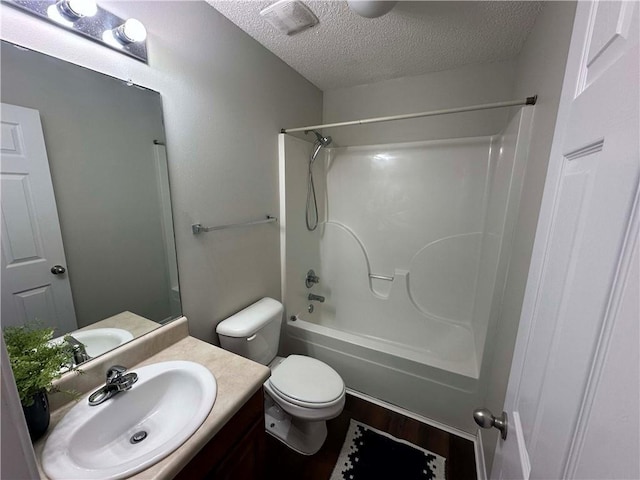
216, 298, 345, 455
263, 355, 345, 454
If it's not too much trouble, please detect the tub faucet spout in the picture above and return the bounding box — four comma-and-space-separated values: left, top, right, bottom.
308, 293, 325, 303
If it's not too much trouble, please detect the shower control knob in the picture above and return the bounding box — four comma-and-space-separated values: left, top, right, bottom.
305, 269, 320, 288
473, 408, 508, 440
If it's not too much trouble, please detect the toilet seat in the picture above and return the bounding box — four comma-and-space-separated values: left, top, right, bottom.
268, 355, 345, 409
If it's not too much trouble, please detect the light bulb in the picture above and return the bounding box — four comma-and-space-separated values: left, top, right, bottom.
47, 4, 73, 25
54, 0, 97, 20
114, 18, 147, 44
101, 29, 123, 49
66, 0, 97, 17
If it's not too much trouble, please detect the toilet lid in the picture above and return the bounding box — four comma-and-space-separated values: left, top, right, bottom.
269, 355, 344, 405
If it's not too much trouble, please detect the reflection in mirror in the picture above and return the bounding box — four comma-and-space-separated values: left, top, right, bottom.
1, 41, 181, 362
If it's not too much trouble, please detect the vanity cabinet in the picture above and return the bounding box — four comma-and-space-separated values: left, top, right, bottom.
175, 388, 266, 480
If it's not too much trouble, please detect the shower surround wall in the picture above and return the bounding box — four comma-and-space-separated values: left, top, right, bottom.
280, 109, 532, 432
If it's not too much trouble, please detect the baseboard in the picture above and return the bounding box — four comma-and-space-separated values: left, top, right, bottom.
345, 387, 476, 442
475, 429, 488, 480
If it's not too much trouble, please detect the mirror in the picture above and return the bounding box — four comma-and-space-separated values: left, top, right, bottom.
1, 41, 181, 359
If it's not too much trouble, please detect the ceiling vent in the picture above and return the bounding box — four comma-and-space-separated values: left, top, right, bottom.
259, 0, 319, 36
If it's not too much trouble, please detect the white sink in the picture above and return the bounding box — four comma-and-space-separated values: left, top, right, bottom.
72, 328, 135, 357
50, 328, 134, 357
42, 360, 217, 480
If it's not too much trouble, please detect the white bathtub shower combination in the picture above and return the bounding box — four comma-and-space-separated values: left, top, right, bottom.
279, 109, 532, 431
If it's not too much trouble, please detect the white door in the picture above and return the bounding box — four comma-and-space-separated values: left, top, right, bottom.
1, 103, 77, 333
491, 1, 639, 479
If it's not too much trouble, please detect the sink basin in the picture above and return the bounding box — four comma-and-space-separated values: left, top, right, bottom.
50, 328, 134, 357
42, 360, 217, 480
72, 328, 135, 357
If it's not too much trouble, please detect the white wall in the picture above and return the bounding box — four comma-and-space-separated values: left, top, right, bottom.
290, 137, 494, 379
471, 109, 532, 368
279, 135, 319, 325
480, 1, 577, 471
323, 60, 516, 146
316, 138, 494, 378
1, 1, 323, 342
1, 339, 39, 479
1, 43, 173, 328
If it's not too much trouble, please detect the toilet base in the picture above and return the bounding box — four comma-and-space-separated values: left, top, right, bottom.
264, 397, 327, 455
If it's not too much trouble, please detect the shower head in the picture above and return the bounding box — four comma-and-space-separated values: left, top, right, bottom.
305, 129, 332, 147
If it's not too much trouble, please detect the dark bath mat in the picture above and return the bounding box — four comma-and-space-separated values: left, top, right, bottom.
330, 420, 446, 480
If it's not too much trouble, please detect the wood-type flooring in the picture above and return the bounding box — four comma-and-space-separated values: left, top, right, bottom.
265, 393, 477, 480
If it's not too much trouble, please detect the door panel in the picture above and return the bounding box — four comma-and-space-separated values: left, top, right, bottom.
492, 2, 639, 479
1, 103, 77, 333
581, 1, 637, 90
1, 173, 43, 263
498, 412, 530, 480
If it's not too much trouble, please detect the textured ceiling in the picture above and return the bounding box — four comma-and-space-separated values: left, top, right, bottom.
207, 1, 542, 91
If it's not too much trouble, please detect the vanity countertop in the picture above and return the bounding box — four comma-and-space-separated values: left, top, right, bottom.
78, 311, 160, 339
33, 334, 271, 479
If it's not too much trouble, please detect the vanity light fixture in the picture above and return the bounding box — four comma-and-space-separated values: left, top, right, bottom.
4, 0, 148, 63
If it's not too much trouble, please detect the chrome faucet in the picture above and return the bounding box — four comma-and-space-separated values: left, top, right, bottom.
308, 293, 325, 303
88, 365, 138, 406
65, 335, 91, 365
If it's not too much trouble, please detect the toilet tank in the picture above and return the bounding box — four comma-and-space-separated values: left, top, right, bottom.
215, 297, 283, 365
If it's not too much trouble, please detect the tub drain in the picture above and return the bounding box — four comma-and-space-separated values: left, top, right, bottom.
130, 431, 148, 444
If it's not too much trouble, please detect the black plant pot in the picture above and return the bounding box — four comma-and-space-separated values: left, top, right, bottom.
22, 390, 50, 441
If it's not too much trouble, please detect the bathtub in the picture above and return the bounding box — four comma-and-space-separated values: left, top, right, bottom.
283, 312, 482, 432
286, 313, 478, 390
279, 109, 532, 432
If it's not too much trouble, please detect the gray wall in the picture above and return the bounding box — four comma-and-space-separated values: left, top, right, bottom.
323, 60, 517, 146
1, 44, 172, 327
1, 1, 323, 342
481, 1, 577, 471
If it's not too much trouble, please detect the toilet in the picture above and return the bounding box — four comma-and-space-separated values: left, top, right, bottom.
216, 297, 345, 455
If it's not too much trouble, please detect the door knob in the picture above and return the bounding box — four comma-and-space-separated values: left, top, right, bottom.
51, 265, 66, 275
473, 408, 508, 440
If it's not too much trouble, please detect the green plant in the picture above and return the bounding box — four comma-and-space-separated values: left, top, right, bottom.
3, 323, 80, 407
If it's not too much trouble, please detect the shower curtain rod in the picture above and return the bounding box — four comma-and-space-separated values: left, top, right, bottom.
281, 95, 537, 134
